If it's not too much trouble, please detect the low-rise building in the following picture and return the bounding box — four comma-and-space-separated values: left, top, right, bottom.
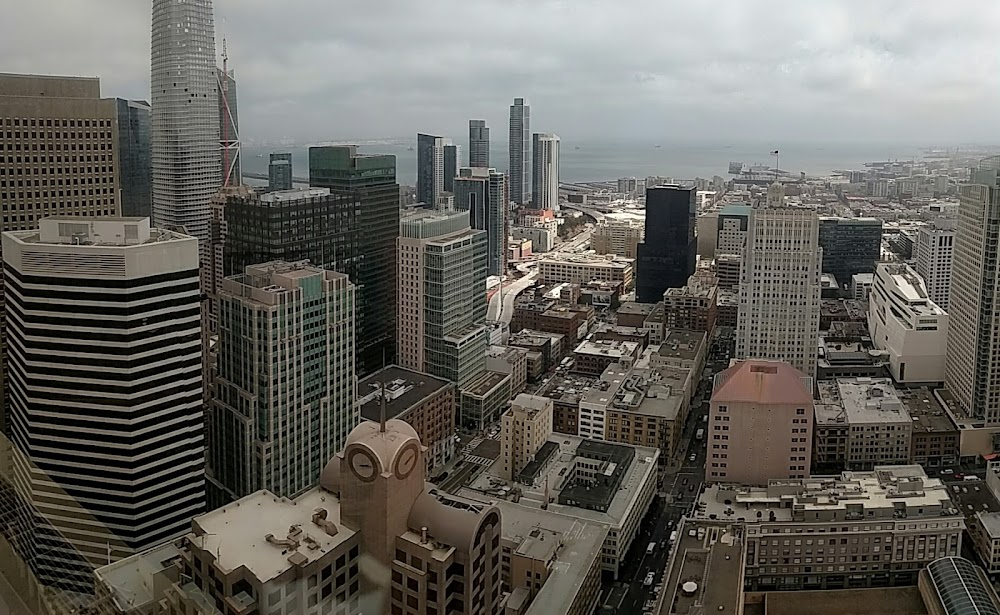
868, 263, 948, 384
536, 372, 599, 436
817, 335, 890, 380
697, 466, 965, 590
511, 226, 555, 253
593, 324, 649, 350
715, 253, 741, 289
604, 364, 691, 460
501, 394, 554, 481
487, 345, 529, 395
459, 370, 513, 430
650, 329, 707, 375
572, 339, 641, 376
509, 329, 563, 378
852, 272, 874, 300
464, 435, 659, 579
662, 273, 718, 334
539, 254, 634, 291
616, 302, 656, 328
716, 289, 738, 327
816, 378, 912, 471
592, 218, 643, 259
898, 386, 959, 469
512, 300, 593, 345
657, 519, 745, 615
358, 366, 456, 470
644, 302, 666, 345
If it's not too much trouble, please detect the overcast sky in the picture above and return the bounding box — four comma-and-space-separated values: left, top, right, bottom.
3, 0, 999, 145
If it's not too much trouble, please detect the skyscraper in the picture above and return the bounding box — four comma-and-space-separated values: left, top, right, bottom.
736, 184, 822, 377
945, 156, 1000, 421
115, 99, 152, 218
532, 133, 560, 210
151, 0, 220, 244
444, 142, 459, 194
217, 66, 240, 186
635, 185, 697, 302
310, 145, 399, 375
0, 74, 123, 435
268, 152, 293, 191
915, 222, 955, 310
817, 217, 882, 285
417, 133, 449, 207
469, 119, 490, 168
211, 261, 356, 503
509, 97, 531, 205
3, 217, 204, 588
398, 211, 488, 387
453, 167, 507, 276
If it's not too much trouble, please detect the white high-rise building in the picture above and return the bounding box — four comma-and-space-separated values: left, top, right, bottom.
736, 183, 822, 377
945, 156, 1000, 422
150, 0, 221, 246
509, 98, 531, 205
532, 133, 560, 210
915, 222, 955, 310
868, 263, 949, 384
3, 217, 204, 588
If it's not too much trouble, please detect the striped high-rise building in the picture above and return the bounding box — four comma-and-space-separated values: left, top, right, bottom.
509, 98, 531, 205
2, 217, 204, 593
151, 0, 221, 244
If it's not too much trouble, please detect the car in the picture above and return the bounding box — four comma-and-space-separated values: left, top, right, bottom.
681, 478, 689, 486
688, 484, 696, 492
667, 520, 674, 528
644, 572, 655, 587
689, 454, 697, 462
940, 468, 954, 475
954, 473, 964, 480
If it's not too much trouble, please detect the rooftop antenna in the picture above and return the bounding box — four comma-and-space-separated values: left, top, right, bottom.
379, 380, 387, 433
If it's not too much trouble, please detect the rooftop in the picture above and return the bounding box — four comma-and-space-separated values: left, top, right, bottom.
259, 187, 331, 202
659, 519, 744, 615
617, 302, 656, 317
463, 434, 658, 529
758, 587, 928, 615
190, 489, 355, 584
818, 378, 911, 424
896, 386, 956, 434
719, 204, 752, 217
574, 339, 639, 359
581, 363, 688, 421
95, 542, 183, 613
7, 216, 191, 247
539, 254, 633, 269
510, 393, 552, 417
876, 263, 946, 316
461, 370, 511, 397
697, 466, 960, 523
712, 360, 812, 406
480, 500, 608, 615
357, 366, 453, 423
656, 329, 707, 362
537, 372, 601, 407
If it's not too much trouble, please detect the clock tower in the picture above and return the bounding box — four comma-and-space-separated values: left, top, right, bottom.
338, 417, 427, 566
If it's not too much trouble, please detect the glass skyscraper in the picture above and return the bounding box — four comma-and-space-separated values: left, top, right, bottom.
635, 185, 697, 302
115, 99, 152, 219
469, 119, 490, 168
509, 98, 531, 205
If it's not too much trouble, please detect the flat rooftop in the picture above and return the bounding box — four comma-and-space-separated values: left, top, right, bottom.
656, 329, 707, 362
358, 366, 452, 422
95, 542, 183, 613
574, 339, 638, 358
617, 302, 656, 317
581, 363, 687, 421
259, 187, 331, 202
818, 378, 911, 424
896, 386, 957, 434
659, 519, 744, 615
538, 372, 601, 407
463, 434, 658, 529
190, 489, 355, 584
698, 466, 958, 523
539, 254, 632, 269
760, 587, 928, 615
488, 500, 609, 615
462, 370, 510, 397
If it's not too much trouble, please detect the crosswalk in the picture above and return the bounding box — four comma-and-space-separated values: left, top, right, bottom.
464, 455, 493, 466
466, 436, 484, 450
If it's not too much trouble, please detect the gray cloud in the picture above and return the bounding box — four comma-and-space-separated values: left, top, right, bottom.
2, 0, 999, 144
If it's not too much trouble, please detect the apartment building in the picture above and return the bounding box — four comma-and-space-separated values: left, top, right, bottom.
815, 378, 913, 471
662, 273, 718, 334
501, 395, 554, 481
592, 218, 644, 259
915, 222, 955, 311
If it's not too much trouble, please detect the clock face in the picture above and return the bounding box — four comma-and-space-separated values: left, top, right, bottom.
394, 441, 420, 480
349, 448, 378, 482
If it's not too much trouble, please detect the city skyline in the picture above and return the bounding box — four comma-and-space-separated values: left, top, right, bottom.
4, 2, 1000, 144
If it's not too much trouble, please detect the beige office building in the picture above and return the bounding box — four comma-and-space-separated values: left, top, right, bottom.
501, 394, 554, 481
591, 217, 644, 258
96, 418, 504, 615
538, 254, 634, 291
707, 360, 814, 485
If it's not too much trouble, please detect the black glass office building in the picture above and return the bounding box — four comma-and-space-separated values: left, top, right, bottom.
636, 185, 696, 302
310, 146, 400, 375
115, 99, 152, 218
818, 217, 883, 285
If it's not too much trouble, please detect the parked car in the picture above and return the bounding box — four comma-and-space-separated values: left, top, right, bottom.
689, 454, 697, 462
940, 468, 954, 475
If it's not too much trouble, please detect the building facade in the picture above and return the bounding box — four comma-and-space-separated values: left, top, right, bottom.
469, 119, 490, 168
531, 133, 560, 210
151, 0, 220, 244
707, 361, 813, 485
945, 157, 1000, 422
736, 186, 822, 377
662, 273, 718, 333
509, 98, 531, 205
915, 223, 955, 311
538, 255, 633, 290
592, 219, 644, 259
4, 218, 204, 589
398, 211, 488, 387
211, 262, 356, 503
818, 217, 883, 285
309, 145, 399, 375
115, 99, 152, 219
636, 186, 696, 302
268, 152, 293, 191
500, 395, 554, 481
868, 263, 948, 384
716, 204, 751, 257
